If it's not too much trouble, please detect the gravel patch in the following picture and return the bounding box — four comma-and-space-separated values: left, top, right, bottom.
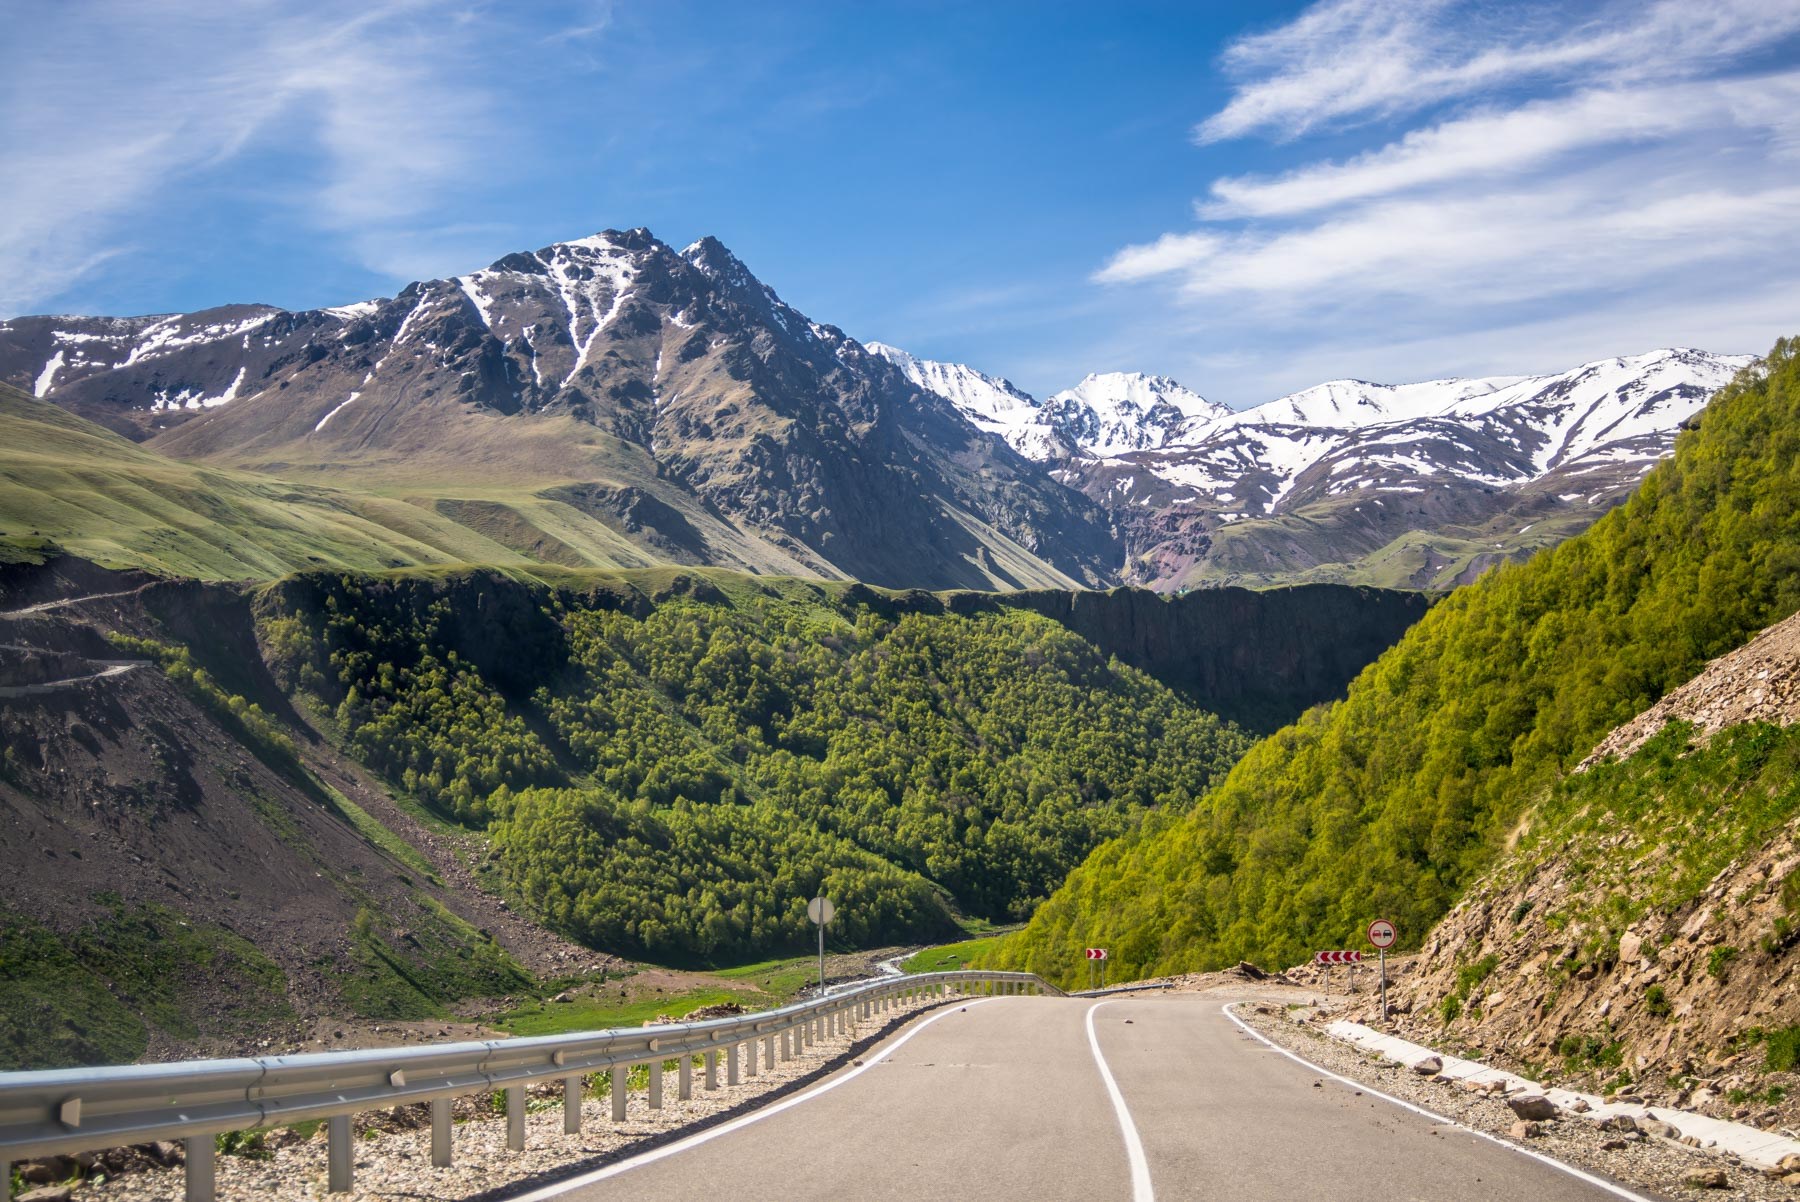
69, 996, 946, 1202
1233, 1001, 1800, 1201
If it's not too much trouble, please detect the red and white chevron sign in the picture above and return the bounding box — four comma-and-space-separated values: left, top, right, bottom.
1085, 948, 1108, 960
1315, 950, 1363, 964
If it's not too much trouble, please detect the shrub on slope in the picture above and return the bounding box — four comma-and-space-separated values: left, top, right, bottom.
987, 338, 1800, 988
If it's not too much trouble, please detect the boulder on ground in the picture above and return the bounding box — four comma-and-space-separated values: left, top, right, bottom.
1411, 1055, 1443, 1076
1507, 1094, 1558, 1121
1683, 1167, 1728, 1190
1509, 1120, 1542, 1139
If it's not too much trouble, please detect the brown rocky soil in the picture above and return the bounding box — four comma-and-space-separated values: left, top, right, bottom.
0, 562, 623, 1064
1314, 610, 1800, 1140
1583, 610, 1800, 767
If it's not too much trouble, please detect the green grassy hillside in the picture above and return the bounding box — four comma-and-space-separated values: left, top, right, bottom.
254, 569, 1252, 960
985, 338, 1800, 989
0, 384, 543, 577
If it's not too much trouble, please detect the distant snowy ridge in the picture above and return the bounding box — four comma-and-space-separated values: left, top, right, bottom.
866, 343, 1225, 461
871, 339, 1750, 520
1141, 347, 1755, 515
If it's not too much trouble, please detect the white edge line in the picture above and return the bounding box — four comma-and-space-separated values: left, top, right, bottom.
506, 998, 998, 1200
1221, 1003, 1655, 1202
1086, 999, 1155, 1202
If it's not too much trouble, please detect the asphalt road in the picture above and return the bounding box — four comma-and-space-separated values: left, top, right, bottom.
521, 994, 1646, 1202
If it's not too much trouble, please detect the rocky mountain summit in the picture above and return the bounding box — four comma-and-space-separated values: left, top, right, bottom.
1, 231, 1117, 591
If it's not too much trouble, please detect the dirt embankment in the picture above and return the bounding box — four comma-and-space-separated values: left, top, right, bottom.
1330, 612, 1800, 1136
0, 559, 619, 1065
1583, 610, 1800, 767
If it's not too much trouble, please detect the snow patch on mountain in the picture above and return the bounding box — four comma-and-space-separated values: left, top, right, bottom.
1048, 372, 1229, 457
866, 342, 1072, 459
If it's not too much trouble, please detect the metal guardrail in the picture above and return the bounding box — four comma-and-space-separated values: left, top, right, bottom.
0, 969, 1059, 1200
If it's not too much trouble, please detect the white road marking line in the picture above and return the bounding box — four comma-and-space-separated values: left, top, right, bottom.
1222, 1003, 1656, 1202
1086, 1000, 1156, 1202
507, 997, 997, 1200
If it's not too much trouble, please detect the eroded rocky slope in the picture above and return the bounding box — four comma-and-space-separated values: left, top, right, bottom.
1379, 615, 1800, 1131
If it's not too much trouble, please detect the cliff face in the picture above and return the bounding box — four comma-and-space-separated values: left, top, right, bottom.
870, 583, 1434, 732
996, 585, 1434, 731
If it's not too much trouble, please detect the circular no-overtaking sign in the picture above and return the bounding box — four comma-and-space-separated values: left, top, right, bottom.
808, 896, 835, 925
1368, 918, 1397, 949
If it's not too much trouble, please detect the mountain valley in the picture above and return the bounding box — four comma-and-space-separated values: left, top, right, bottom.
1, 230, 1750, 594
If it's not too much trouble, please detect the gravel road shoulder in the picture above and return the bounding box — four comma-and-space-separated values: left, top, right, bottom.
1231, 997, 1798, 1200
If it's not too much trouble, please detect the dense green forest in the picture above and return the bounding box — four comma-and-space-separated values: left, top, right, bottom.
983, 338, 1800, 989
258, 577, 1250, 959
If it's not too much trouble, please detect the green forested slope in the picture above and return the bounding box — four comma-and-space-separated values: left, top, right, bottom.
256, 573, 1250, 959
986, 338, 1800, 988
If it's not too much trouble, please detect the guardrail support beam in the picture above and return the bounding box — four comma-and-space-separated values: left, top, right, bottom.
704, 1049, 718, 1090
726, 1042, 740, 1086
431, 1097, 452, 1167
678, 1054, 693, 1100
564, 1075, 582, 1134
327, 1114, 352, 1193
763, 1034, 775, 1066
611, 1066, 627, 1122
185, 1135, 216, 1202
779, 1027, 792, 1060
506, 1086, 526, 1151
746, 1036, 759, 1077
649, 1060, 664, 1109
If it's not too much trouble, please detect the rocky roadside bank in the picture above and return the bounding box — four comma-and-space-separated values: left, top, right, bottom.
26, 994, 946, 1202
1234, 1000, 1800, 1199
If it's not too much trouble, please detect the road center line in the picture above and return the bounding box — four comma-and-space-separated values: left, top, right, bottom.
1221, 1002, 1655, 1202
506, 997, 996, 1200
1085, 1000, 1156, 1202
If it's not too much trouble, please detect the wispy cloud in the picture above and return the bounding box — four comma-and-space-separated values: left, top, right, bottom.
0, 0, 580, 313
1200, 0, 1800, 143
1097, 0, 1800, 393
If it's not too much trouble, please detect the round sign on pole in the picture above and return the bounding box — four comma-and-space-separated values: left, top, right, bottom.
1368, 918, 1396, 949
808, 896, 835, 925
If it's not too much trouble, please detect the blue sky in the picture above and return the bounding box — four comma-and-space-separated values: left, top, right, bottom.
7, 0, 1800, 406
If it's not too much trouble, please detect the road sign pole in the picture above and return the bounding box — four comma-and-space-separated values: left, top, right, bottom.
1380, 946, 1387, 1022
817, 921, 824, 994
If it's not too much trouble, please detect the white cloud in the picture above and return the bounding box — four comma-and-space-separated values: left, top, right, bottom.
1200, 0, 1800, 143
0, 0, 543, 313
1098, 0, 1800, 393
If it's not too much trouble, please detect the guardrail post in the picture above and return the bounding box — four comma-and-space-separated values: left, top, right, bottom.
506, 1085, 526, 1151
328, 1114, 353, 1192
704, 1049, 718, 1090
611, 1066, 627, 1122
726, 1042, 740, 1086
431, 1097, 452, 1167
678, 1055, 693, 1100
746, 1036, 759, 1077
763, 1033, 775, 1066
564, 1075, 582, 1134
780, 1027, 792, 1060
185, 1135, 216, 1202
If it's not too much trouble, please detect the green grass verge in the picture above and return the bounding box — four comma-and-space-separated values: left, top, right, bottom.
902, 934, 1008, 974
492, 986, 767, 1038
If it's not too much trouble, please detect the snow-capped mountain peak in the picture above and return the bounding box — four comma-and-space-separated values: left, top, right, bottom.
1049, 371, 1229, 457
865, 344, 1220, 461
